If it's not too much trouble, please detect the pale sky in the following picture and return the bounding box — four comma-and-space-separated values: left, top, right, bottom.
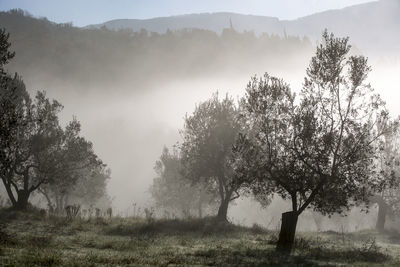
0, 0, 376, 27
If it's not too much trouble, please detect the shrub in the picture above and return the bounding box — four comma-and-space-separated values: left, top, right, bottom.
250, 223, 268, 235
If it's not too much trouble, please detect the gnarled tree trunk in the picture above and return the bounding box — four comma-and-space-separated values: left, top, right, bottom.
215, 176, 233, 222
13, 189, 30, 210
276, 211, 299, 253
216, 198, 230, 222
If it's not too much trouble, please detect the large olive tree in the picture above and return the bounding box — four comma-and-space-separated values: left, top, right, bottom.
237, 31, 390, 252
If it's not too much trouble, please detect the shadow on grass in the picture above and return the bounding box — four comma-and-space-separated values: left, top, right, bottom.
191, 245, 391, 267
1, 249, 62, 267
104, 216, 269, 237
192, 247, 315, 266
0, 207, 47, 224
302, 246, 390, 264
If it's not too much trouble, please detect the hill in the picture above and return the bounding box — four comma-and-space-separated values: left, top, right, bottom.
89, 0, 400, 57
0, 9, 312, 94
87, 12, 284, 36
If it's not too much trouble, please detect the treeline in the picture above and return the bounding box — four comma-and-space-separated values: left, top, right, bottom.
0, 29, 111, 212
0, 9, 312, 92
150, 31, 400, 253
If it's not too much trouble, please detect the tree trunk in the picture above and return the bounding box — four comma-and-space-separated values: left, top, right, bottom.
276, 211, 299, 253
13, 190, 30, 210
376, 202, 387, 232
216, 198, 229, 222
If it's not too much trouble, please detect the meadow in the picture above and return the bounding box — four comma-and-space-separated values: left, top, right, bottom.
1, 209, 400, 266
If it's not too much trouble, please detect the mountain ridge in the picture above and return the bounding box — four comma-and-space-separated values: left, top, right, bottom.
86, 0, 399, 56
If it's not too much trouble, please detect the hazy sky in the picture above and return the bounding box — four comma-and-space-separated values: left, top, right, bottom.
0, 0, 375, 26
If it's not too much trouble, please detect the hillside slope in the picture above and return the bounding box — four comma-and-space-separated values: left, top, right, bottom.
89, 0, 399, 56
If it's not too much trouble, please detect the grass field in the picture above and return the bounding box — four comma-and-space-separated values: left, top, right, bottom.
1, 209, 400, 266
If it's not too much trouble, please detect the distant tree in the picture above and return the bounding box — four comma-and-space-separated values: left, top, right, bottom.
369, 119, 400, 232
0, 28, 15, 72
237, 31, 389, 252
70, 162, 111, 208
150, 147, 216, 218
180, 93, 246, 222
38, 119, 104, 212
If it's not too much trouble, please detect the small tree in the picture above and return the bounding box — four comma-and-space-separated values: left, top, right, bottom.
71, 163, 111, 208
180, 93, 245, 221
150, 147, 216, 218
238, 31, 389, 252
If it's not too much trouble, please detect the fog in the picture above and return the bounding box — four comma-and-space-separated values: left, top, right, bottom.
17, 52, 400, 231
30, 69, 305, 210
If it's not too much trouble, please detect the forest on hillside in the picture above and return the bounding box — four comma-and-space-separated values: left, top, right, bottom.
0, 9, 313, 92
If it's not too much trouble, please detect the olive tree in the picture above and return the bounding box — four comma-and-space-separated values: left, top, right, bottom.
0, 28, 109, 211
1, 28, 63, 210
180, 93, 245, 221
237, 31, 389, 252
0, 85, 63, 210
